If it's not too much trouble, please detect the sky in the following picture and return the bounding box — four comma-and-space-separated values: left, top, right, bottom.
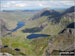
0, 0, 75, 10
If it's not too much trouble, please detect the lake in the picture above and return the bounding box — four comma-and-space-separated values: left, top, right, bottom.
11, 22, 25, 32
11, 22, 50, 39
27, 34, 51, 39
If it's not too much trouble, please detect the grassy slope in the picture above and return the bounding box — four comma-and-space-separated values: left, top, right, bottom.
1, 30, 52, 56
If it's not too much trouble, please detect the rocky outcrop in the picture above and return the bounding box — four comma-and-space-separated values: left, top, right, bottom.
42, 28, 75, 56
0, 19, 9, 37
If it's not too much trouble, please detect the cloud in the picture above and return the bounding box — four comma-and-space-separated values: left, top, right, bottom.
1, 0, 74, 10
15, 3, 27, 7
39, 3, 43, 7
8, 1, 16, 4
1, 1, 27, 8
60, 1, 74, 6
42, 1, 74, 8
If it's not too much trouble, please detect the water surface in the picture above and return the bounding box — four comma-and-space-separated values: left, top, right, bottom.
27, 34, 50, 39
11, 22, 25, 32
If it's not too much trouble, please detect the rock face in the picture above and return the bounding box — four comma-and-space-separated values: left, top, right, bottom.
42, 28, 75, 56
0, 19, 9, 37
67, 22, 75, 28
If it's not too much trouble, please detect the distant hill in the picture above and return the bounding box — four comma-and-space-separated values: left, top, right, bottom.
2, 9, 40, 12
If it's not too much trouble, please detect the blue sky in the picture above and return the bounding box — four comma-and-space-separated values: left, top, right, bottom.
0, 0, 74, 10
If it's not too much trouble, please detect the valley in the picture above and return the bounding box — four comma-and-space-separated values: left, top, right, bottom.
0, 6, 75, 56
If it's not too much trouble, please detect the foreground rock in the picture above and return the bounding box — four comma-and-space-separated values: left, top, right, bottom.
0, 53, 13, 56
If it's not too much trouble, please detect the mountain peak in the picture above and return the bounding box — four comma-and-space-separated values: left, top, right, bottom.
42, 8, 50, 11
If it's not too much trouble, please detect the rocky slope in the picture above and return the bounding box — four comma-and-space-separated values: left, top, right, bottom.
0, 19, 9, 37
42, 23, 75, 56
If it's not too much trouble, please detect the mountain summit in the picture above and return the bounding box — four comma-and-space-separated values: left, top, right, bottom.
31, 8, 60, 20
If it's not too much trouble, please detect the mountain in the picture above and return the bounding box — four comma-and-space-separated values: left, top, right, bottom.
31, 8, 60, 20
48, 6, 75, 24
24, 6, 74, 35
0, 6, 74, 56
30, 6, 74, 25
42, 22, 75, 56
62, 6, 75, 15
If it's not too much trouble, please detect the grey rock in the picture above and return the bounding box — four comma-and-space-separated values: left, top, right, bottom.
0, 53, 13, 56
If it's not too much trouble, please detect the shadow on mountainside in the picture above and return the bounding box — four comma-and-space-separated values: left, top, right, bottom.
22, 26, 44, 33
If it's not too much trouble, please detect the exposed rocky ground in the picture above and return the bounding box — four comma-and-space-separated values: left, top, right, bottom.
42, 28, 75, 56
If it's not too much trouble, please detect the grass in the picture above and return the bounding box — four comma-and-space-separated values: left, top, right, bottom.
1, 30, 53, 56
